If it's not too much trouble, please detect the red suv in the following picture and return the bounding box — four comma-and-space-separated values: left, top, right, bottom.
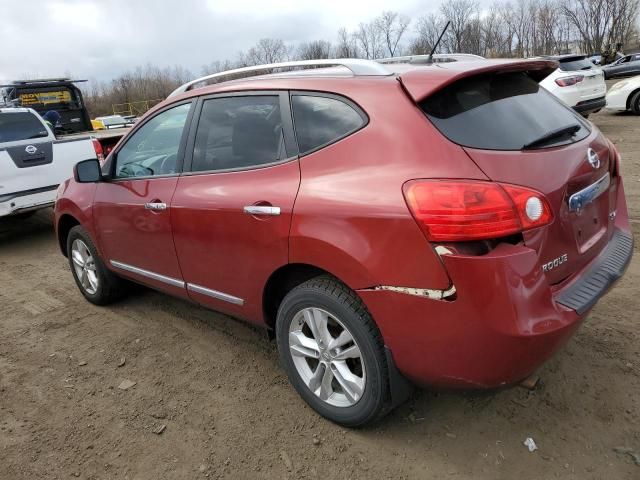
55, 58, 633, 426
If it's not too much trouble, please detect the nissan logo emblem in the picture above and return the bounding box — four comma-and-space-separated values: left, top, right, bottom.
587, 148, 600, 169
25, 145, 37, 155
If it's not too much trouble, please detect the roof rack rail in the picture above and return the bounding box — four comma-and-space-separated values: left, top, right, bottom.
377, 53, 486, 64
168, 58, 392, 97
9, 78, 88, 85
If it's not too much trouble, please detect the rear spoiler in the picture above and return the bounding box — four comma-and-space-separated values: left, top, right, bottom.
398, 59, 559, 103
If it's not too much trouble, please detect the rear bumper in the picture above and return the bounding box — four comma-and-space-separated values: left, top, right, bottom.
556, 229, 633, 314
358, 182, 632, 389
0, 185, 58, 217
573, 96, 606, 114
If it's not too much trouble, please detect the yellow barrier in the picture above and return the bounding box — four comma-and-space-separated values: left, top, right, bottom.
112, 99, 163, 117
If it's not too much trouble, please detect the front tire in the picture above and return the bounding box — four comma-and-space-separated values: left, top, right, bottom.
276, 276, 388, 427
67, 226, 124, 305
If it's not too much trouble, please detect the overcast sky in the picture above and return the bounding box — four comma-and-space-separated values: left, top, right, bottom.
0, 0, 437, 84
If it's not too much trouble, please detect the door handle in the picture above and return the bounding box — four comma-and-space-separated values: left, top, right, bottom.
243, 205, 281, 216
144, 202, 167, 211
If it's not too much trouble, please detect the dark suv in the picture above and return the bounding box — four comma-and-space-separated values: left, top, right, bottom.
55, 58, 633, 426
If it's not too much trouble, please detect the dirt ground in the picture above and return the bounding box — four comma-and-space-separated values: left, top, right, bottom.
1, 98, 639, 480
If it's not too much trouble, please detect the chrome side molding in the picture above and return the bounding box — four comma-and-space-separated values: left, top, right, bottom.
187, 283, 244, 306
109, 260, 245, 306
110, 260, 185, 288
568, 172, 610, 212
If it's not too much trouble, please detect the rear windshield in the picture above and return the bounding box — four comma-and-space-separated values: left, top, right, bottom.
17, 87, 80, 110
558, 57, 593, 71
0, 112, 49, 143
420, 72, 590, 150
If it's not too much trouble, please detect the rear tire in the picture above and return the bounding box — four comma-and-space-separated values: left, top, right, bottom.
630, 91, 640, 115
67, 225, 124, 305
276, 275, 388, 427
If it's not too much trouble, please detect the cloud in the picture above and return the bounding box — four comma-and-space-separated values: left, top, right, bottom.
0, 0, 430, 84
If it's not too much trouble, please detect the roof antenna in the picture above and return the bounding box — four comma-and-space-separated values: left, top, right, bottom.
412, 21, 451, 65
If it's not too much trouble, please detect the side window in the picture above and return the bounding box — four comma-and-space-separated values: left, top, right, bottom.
114, 103, 191, 179
291, 94, 365, 155
191, 96, 284, 172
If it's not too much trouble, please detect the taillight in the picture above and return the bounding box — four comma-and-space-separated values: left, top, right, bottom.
555, 75, 584, 87
403, 180, 554, 241
92, 138, 104, 163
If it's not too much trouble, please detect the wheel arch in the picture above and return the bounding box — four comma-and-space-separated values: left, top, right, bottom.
263, 263, 352, 330
57, 214, 81, 257
626, 87, 640, 110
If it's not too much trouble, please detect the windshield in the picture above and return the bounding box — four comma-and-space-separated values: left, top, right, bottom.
420, 72, 590, 150
0, 112, 49, 143
558, 57, 594, 71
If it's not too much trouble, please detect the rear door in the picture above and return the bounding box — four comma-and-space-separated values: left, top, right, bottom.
171, 92, 300, 322
93, 101, 194, 297
415, 70, 616, 284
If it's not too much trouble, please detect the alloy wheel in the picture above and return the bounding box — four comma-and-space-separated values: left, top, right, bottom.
288, 307, 366, 407
71, 239, 99, 295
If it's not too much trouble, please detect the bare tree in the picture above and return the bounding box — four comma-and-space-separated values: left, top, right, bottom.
440, 0, 479, 52
561, 0, 613, 53
83, 64, 194, 117
535, 1, 560, 55
335, 27, 360, 58
238, 38, 289, 66
81, 2, 640, 117
297, 40, 333, 60
376, 11, 411, 57
410, 13, 443, 54
200, 60, 235, 76
353, 21, 385, 59
607, 0, 640, 48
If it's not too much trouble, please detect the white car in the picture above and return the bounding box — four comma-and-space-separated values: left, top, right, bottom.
0, 107, 98, 217
605, 75, 640, 114
539, 54, 606, 117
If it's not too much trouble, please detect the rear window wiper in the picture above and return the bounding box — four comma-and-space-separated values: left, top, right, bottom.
522, 123, 582, 150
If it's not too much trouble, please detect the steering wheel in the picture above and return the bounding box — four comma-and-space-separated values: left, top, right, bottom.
159, 153, 178, 174
119, 162, 150, 177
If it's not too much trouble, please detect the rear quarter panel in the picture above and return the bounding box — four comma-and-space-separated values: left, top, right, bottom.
289, 79, 489, 290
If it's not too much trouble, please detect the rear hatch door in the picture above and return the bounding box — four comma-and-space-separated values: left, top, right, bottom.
557, 56, 606, 101
406, 64, 616, 284
463, 135, 614, 284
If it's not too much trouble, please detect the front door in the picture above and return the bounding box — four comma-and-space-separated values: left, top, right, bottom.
93, 101, 194, 297
171, 92, 300, 322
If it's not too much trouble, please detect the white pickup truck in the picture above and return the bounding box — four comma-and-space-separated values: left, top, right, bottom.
0, 107, 98, 217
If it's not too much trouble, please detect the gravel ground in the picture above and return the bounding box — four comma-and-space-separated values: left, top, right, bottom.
0, 98, 639, 479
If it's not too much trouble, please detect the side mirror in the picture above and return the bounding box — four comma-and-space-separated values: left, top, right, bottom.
74, 158, 102, 183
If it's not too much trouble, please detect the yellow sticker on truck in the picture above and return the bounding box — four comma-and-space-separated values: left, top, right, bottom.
19, 90, 72, 105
